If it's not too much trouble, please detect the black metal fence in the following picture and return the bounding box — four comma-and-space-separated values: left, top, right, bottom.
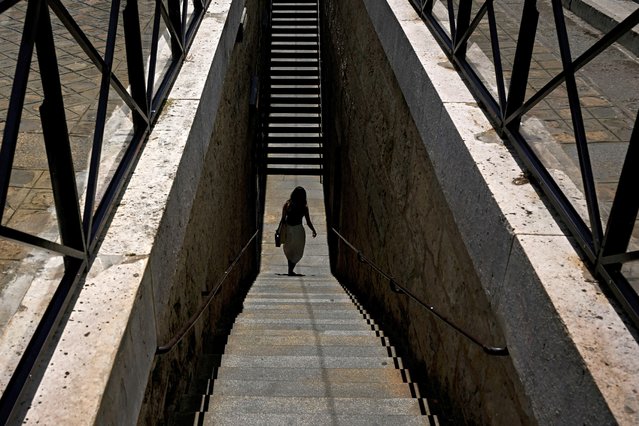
408, 0, 639, 330
0, 0, 212, 421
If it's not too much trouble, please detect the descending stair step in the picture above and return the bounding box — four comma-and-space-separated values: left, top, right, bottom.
224, 334, 386, 347
242, 296, 353, 304
228, 327, 380, 336
220, 343, 389, 357
215, 366, 408, 384
200, 413, 430, 426
243, 288, 346, 296
218, 354, 397, 369
230, 322, 373, 332
237, 305, 362, 314
250, 278, 343, 285
242, 297, 352, 304
205, 395, 424, 416
245, 289, 352, 305
205, 379, 414, 399
237, 310, 361, 319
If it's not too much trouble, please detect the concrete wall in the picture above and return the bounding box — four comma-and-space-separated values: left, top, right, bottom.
17, 0, 266, 424
322, 0, 639, 424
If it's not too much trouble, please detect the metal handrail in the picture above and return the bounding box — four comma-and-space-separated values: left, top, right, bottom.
156, 229, 259, 355
332, 228, 509, 356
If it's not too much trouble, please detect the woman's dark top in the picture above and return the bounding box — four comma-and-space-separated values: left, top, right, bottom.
285, 202, 308, 226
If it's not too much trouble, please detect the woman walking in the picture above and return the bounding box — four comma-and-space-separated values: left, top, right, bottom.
278, 186, 317, 276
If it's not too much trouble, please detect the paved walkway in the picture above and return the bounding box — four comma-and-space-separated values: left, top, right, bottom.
172, 174, 439, 425
0, 0, 158, 392
440, 0, 639, 286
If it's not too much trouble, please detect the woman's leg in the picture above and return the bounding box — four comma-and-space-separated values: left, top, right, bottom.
288, 260, 296, 276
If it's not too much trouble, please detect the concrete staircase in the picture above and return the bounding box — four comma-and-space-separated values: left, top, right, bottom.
170, 175, 440, 425
265, 0, 324, 175
176, 277, 439, 425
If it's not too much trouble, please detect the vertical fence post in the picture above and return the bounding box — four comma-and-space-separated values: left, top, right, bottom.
35, 2, 87, 266
504, 0, 538, 133
551, 0, 603, 250
601, 111, 639, 268
453, 0, 472, 59
123, 0, 150, 134
168, 0, 184, 59
81, 0, 121, 243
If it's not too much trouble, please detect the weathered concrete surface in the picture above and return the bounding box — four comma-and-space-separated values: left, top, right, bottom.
322, 0, 639, 424
563, 0, 639, 57
16, 0, 264, 424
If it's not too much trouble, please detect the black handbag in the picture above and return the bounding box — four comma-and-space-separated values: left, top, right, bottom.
275, 229, 281, 247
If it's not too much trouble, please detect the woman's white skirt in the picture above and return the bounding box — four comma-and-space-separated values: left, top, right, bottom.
283, 224, 305, 264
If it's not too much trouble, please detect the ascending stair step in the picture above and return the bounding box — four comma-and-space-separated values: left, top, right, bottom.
267, 147, 323, 155
263, 0, 323, 176
268, 114, 321, 123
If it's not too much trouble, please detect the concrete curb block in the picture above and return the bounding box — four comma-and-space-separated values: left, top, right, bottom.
365, 0, 639, 424
20, 1, 244, 424
564, 0, 639, 57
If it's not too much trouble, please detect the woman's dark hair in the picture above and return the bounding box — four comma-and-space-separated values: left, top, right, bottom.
290, 186, 307, 206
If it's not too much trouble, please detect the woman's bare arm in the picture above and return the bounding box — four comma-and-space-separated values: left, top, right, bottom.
305, 207, 317, 238
279, 202, 288, 230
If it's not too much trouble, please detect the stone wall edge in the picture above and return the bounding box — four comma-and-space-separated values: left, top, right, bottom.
361, 0, 638, 423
